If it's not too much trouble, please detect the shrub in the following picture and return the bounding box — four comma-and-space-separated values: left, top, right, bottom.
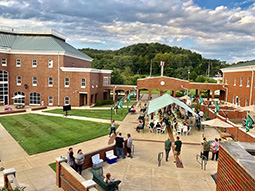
95, 100, 114, 106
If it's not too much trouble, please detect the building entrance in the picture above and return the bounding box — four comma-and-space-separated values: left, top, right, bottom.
79, 93, 87, 106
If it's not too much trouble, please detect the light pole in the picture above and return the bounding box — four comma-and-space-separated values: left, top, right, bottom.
188, 69, 190, 81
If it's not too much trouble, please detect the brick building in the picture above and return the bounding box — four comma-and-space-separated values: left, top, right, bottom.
221, 61, 255, 107
217, 142, 255, 191
0, 26, 112, 107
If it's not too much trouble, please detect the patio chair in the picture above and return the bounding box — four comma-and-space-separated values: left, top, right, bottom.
92, 154, 103, 168
177, 128, 182, 136
161, 125, 166, 134
188, 127, 192, 135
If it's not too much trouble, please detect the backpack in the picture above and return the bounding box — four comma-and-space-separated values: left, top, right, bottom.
204, 142, 210, 151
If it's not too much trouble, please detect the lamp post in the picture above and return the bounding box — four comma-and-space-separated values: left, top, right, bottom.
188, 69, 190, 81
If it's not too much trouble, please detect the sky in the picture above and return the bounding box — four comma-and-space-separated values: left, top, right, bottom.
0, 0, 255, 63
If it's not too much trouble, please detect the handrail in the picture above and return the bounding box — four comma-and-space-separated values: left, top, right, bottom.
158, 152, 163, 167
196, 154, 207, 170
60, 174, 78, 191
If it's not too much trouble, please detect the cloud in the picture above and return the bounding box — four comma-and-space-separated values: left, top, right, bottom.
0, 0, 255, 63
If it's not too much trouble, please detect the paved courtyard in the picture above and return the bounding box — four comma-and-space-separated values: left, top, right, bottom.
0, 99, 220, 190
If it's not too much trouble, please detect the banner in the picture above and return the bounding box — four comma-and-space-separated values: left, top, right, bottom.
214, 102, 220, 115
246, 115, 254, 132
199, 96, 204, 105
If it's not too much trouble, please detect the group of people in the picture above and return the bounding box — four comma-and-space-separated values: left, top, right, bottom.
172, 118, 191, 135
164, 136, 183, 164
115, 132, 133, 159
66, 147, 85, 175
149, 120, 167, 133
201, 137, 220, 161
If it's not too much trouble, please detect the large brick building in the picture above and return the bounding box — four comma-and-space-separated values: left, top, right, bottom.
0, 26, 112, 107
221, 61, 255, 107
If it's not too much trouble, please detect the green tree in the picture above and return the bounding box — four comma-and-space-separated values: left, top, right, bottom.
122, 67, 134, 84
111, 68, 125, 84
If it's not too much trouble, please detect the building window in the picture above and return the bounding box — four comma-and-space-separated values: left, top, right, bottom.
29, 92, 40, 105
16, 59, 21, 67
32, 59, 37, 67
48, 60, 53, 68
17, 76, 21, 85
92, 79, 94, 88
96, 80, 98, 88
239, 97, 241, 106
240, 76, 243, 86
103, 77, 109, 86
49, 77, 53, 87
32, 77, 37, 86
64, 97, 69, 105
81, 78, 86, 88
13, 92, 25, 104
65, 78, 69, 87
247, 77, 250, 87
49, 96, 53, 105
234, 77, 236, 86
232, 96, 235, 104
225, 76, 228, 84
2, 58, 7, 66
245, 99, 249, 106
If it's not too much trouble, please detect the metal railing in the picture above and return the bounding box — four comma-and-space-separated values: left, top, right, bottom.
158, 152, 163, 167
196, 154, 207, 170
60, 174, 78, 191
0, 26, 66, 40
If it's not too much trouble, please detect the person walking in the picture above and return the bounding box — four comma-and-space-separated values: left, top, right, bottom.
109, 119, 117, 137
115, 132, 125, 159
165, 137, 172, 162
173, 136, 182, 164
67, 147, 75, 168
202, 137, 210, 160
127, 134, 133, 158
114, 104, 118, 115
75, 149, 85, 175
211, 138, 219, 161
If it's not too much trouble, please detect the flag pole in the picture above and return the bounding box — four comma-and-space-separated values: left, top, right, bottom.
150, 59, 152, 77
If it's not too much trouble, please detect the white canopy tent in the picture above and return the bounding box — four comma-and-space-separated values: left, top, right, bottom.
201, 118, 233, 128
147, 94, 197, 116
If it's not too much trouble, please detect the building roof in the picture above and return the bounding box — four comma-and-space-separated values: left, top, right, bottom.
0, 32, 93, 62
224, 60, 255, 69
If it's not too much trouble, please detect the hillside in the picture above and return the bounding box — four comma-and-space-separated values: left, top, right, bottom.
80, 43, 227, 84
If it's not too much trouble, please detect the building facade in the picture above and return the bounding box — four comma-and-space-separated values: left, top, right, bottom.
0, 26, 112, 107
221, 61, 255, 107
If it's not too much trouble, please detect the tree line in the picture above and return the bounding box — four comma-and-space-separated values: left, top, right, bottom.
80, 43, 228, 85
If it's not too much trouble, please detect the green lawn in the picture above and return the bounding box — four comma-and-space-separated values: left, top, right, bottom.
44, 109, 129, 121
0, 114, 109, 155
49, 162, 56, 172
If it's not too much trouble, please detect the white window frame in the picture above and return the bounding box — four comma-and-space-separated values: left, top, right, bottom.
64, 96, 70, 105
96, 80, 98, 88
239, 97, 241, 106
247, 77, 250, 87
103, 77, 109, 86
92, 79, 94, 88
81, 78, 86, 88
234, 77, 236, 86
32, 59, 37, 68
232, 96, 235, 104
32, 76, 37, 86
2, 58, 7, 66
48, 96, 53, 106
240, 76, 243, 87
65, 78, 69, 87
48, 60, 53, 68
17, 76, 21, 86
245, 99, 249, 106
16, 59, 21, 67
225, 76, 228, 84
29, 92, 40, 105
14, 91, 25, 104
48, 77, 53, 87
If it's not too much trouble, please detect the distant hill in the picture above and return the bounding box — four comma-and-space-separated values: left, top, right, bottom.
80, 43, 227, 83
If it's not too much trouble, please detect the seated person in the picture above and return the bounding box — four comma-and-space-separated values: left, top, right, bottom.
104, 173, 114, 183
149, 121, 154, 129
138, 111, 145, 120
184, 120, 190, 131
130, 105, 136, 113
183, 125, 188, 134
136, 120, 144, 132
161, 121, 166, 129
155, 122, 161, 128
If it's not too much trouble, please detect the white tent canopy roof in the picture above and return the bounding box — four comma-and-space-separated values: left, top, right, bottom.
201, 118, 233, 128
12, 94, 25, 99
147, 94, 197, 116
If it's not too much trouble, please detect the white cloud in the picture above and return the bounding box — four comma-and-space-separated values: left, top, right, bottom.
0, 0, 255, 63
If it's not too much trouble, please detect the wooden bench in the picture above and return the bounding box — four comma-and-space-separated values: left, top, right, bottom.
88, 167, 121, 191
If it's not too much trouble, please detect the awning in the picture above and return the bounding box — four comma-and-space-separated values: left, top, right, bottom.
12, 95, 25, 99
201, 118, 233, 128
240, 105, 255, 113
147, 94, 197, 116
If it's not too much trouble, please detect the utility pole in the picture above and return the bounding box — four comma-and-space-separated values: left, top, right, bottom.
150, 59, 152, 77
